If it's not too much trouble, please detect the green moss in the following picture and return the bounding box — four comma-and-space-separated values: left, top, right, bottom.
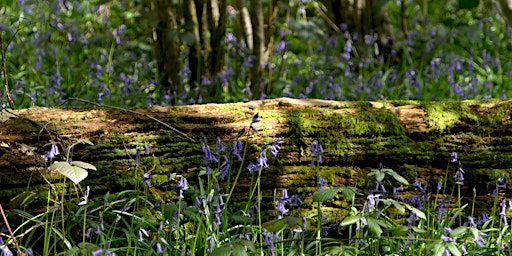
422, 101, 511, 133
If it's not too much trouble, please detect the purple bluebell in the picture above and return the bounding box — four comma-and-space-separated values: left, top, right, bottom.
309, 140, 324, 166
142, 173, 152, 188
318, 176, 327, 190
454, 166, 465, 185
233, 140, 243, 161
451, 152, 458, 162
268, 138, 284, 157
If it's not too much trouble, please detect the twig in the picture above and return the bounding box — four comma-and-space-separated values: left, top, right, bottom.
0, 32, 15, 109
0, 203, 22, 255
60, 98, 195, 142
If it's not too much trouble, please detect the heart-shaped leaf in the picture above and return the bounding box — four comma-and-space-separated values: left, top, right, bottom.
49, 161, 88, 184
70, 161, 97, 171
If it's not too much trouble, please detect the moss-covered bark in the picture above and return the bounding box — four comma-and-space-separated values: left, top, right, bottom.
1, 98, 511, 214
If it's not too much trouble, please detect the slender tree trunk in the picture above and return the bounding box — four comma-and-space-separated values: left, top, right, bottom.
249, 0, 265, 99
184, 0, 201, 91
150, 0, 182, 94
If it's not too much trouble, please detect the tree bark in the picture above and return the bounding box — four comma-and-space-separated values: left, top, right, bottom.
1, 98, 511, 213
150, 0, 182, 93
249, 0, 265, 98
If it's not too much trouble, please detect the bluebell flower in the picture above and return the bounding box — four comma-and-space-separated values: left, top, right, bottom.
201, 137, 218, 166
467, 216, 476, 228
268, 138, 284, 157
454, 166, 465, 185
78, 186, 90, 206
475, 233, 487, 247
250, 113, 260, 133
233, 140, 243, 161
257, 151, 268, 168
263, 229, 280, 256
42, 143, 60, 162
143, 145, 152, 154
500, 200, 508, 225
142, 173, 152, 188
25, 248, 33, 256
322, 224, 336, 236
215, 137, 227, 155
309, 140, 324, 166
318, 176, 327, 190
219, 156, 230, 180
356, 217, 367, 230
0, 246, 13, 256
135, 148, 140, 165
139, 228, 149, 242
393, 185, 403, 195
451, 152, 457, 162
176, 177, 189, 198
85, 227, 92, 238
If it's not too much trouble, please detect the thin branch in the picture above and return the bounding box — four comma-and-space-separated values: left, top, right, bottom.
59, 98, 195, 142
0, 32, 15, 109
0, 203, 22, 255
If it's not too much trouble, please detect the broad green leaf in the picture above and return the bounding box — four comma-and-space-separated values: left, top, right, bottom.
235, 239, 256, 253
210, 245, 230, 256
262, 218, 288, 233
386, 170, 409, 185
450, 226, 467, 238
367, 218, 383, 237
376, 172, 385, 182
381, 199, 405, 214
70, 161, 97, 171
340, 186, 356, 202
50, 161, 88, 184
446, 242, 462, 256
60, 166, 88, 184
406, 205, 426, 220
313, 188, 339, 202
340, 215, 362, 226
231, 244, 248, 256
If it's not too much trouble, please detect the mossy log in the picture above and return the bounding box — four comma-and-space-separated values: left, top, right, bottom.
1, 98, 512, 215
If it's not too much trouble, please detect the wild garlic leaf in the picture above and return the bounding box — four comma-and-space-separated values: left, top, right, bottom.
70, 161, 97, 171
49, 161, 88, 184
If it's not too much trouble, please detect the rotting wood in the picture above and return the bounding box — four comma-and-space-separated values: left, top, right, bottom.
1, 98, 511, 216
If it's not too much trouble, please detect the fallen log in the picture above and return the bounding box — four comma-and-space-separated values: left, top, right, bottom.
1, 98, 511, 215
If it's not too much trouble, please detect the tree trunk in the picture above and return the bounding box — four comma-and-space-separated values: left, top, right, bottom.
1, 98, 512, 214
150, 0, 182, 93
249, 0, 265, 98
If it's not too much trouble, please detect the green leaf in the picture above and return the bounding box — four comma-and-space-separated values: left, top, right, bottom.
10, 191, 39, 209
381, 199, 405, 214
210, 245, 230, 256
313, 187, 339, 202
340, 186, 356, 202
450, 226, 467, 238
70, 161, 97, 171
231, 244, 248, 256
385, 169, 409, 185
406, 205, 427, 220
76, 138, 94, 145
376, 172, 385, 182
446, 242, 462, 256
367, 218, 383, 237
49, 161, 89, 184
340, 215, 362, 226
262, 218, 288, 233
458, 0, 479, 10
234, 239, 256, 254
